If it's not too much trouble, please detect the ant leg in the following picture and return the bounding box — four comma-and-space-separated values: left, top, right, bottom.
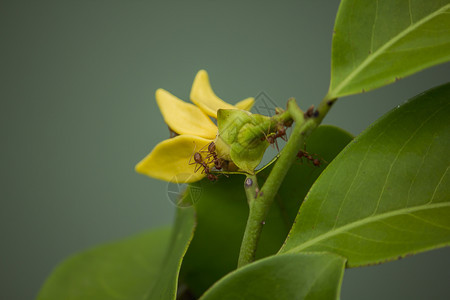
198, 142, 210, 155
188, 142, 198, 166
204, 153, 214, 164
274, 139, 280, 152
194, 163, 203, 173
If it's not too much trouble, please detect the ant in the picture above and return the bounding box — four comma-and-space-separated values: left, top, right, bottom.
261, 124, 288, 151
189, 151, 208, 173
296, 149, 323, 167
204, 142, 223, 170
205, 170, 219, 181
189, 143, 221, 182
304, 105, 315, 118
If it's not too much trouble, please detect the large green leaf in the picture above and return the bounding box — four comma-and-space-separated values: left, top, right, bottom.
37, 194, 196, 300
180, 125, 353, 297
327, 0, 450, 99
281, 83, 450, 267
146, 205, 196, 300
200, 253, 346, 300
37, 227, 171, 300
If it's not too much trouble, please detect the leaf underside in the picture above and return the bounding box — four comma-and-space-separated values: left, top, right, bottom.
281, 82, 450, 267
328, 0, 450, 99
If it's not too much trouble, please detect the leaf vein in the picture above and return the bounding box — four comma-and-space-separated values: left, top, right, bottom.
407, 135, 435, 207
285, 202, 450, 253
313, 167, 340, 230
344, 231, 420, 245
372, 106, 444, 215
330, 3, 450, 97
370, 0, 379, 53
429, 165, 450, 204
379, 220, 418, 234
408, 0, 414, 25
332, 116, 397, 229
407, 212, 450, 231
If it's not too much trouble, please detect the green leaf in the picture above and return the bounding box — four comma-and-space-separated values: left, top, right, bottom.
146, 205, 196, 300
281, 83, 450, 267
200, 253, 346, 300
37, 227, 171, 300
180, 125, 353, 297
328, 0, 450, 99
37, 193, 196, 300
259, 125, 354, 223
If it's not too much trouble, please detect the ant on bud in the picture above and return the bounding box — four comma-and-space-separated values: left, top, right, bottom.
189, 142, 223, 182
205, 142, 223, 170
262, 123, 288, 151
189, 152, 209, 173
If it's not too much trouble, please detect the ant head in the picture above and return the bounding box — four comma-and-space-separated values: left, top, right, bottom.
194, 152, 203, 163
208, 142, 216, 153
214, 159, 222, 169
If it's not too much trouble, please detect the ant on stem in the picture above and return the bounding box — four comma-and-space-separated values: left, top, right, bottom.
296, 149, 324, 167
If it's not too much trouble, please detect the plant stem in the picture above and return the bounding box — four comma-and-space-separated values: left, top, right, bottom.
237, 97, 336, 268
243, 174, 258, 205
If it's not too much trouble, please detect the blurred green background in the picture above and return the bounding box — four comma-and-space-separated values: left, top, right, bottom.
1, 0, 449, 299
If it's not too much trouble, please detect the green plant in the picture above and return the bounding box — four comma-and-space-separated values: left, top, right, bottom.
37, 1, 450, 299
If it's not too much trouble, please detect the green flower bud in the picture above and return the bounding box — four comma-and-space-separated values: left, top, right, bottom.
216, 109, 277, 173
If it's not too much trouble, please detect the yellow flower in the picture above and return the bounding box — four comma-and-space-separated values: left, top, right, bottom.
135, 70, 254, 183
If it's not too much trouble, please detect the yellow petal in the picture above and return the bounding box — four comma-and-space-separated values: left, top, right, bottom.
135, 135, 213, 183
156, 88, 218, 140
235, 97, 255, 111
190, 70, 240, 118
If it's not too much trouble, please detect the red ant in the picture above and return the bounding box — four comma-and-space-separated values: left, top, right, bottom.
189, 151, 219, 181
304, 105, 315, 118
262, 124, 288, 151
296, 149, 323, 167
204, 142, 223, 170
189, 151, 207, 173
189, 143, 222, 182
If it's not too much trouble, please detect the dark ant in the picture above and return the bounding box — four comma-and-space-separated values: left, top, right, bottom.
204, 142, 223, 170
261, 124, 288, 151
189, 143, 221, 182
206, 172, 219, 181
189, 151, 208, 173
296, 149, 322, 167
304, 105, 315, 118
268, 124, 287, 143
